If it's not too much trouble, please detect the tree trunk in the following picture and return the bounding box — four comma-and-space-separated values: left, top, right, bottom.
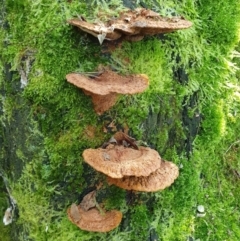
0, 1, 200, 240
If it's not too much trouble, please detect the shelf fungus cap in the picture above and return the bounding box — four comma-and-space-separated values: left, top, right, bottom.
67, 19, 122, 42
66, 68, 149, 114
67, 204, 122, 232
66, 69, 149, 96
113, 8, 193, 36
68, 8, 192, 43
107, 160, 179, 192
82, 145, 161, 178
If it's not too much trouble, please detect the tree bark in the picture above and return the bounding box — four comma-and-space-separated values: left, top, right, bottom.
0, 1, 200, 240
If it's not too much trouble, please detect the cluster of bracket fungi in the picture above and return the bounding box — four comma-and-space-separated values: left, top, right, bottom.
68, 8, 192, 44
66, 7, 192, 233
83, 132, 179, 192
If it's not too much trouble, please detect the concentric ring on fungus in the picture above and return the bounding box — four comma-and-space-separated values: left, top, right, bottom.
82, 145, 161, 178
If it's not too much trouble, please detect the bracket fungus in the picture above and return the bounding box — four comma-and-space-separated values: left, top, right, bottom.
68, 8, 192, 44
83, 145, 161, 178
107, 160, 179, 192
67, 18, 122, 43
82, 132, 179, 192
67, 203, 122, 232
66, 67, 149, 115
79, 190, 97, 211
67, 191, 122, 232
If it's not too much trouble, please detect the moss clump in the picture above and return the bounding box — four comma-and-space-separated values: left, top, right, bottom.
201, 99, 226, 144
110, 38, 185, 150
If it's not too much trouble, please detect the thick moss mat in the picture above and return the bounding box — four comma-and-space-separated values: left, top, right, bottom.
0, 0, 240, 240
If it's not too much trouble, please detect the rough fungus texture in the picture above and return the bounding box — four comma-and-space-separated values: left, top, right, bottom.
82, 145, 161, 178
107, 160, 179, 192
79, 190, 96, 211
85, 91, 119, 115
68, 8, 192, 43
66, 67, 149, 114
67, 203, 122, 232
112, 131, 139, 150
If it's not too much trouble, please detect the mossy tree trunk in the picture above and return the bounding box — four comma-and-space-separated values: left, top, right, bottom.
0, 1, 201, 240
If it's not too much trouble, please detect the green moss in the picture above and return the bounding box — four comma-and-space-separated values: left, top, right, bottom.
150, 153, 199, 240
1, 0, 240, 240
110, 39, 185, 145
201, 99, 226, 144
192, 142, 240, 240
128, 204, 151, 240
198, 0, 240, 51
102, 185, 127, 211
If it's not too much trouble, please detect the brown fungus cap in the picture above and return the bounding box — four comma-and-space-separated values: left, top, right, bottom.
79, 190, 97, 211
107, 160, 179, 192
84, 91, 118, 115
66, 68, 149, 115
112, 8, 193, 37
67, 204, 122, 232
67, 18, 122, 42
82, 145, 161, 178
66, 68, 149, 95
103, 131, 138, 150
113, 131, 138, 149
67, 8, 192, 43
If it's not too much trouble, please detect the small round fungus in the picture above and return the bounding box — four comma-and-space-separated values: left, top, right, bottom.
197, 205, 205, 213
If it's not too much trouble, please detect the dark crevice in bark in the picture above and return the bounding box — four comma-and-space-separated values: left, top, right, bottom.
173, 58, 201, 158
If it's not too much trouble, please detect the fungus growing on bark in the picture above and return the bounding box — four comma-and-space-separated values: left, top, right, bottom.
67, 191, 122, 232
67, 18, 121, 43
82, 145, 161, 178
103, 131, 138, 149
107, 160, 179, 192
67, 204, 122, 232
66, 67, 149, 115
79, 190, 97, 211
67, 8, 192, 44
83, 132, 179, 192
